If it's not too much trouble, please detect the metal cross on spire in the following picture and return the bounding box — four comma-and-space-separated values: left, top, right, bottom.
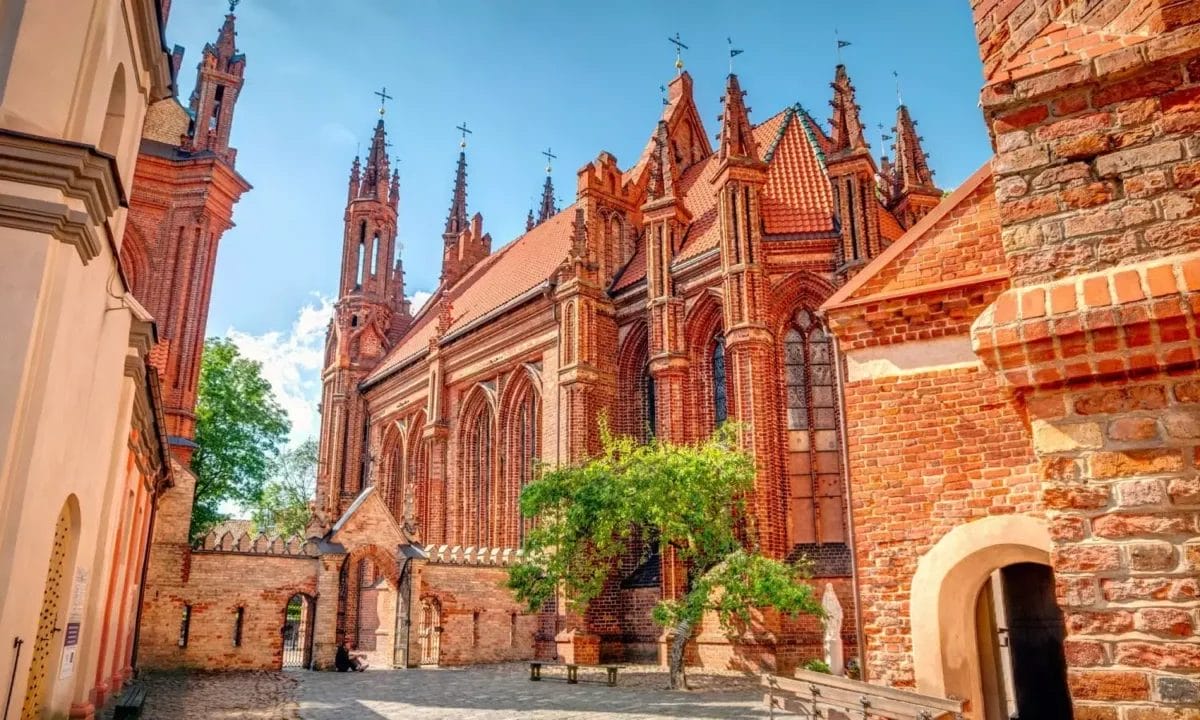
374, 86, 393, 116
456, 121, 472, 149
668, 32, 688, 75
727, 37, 743, 73
542, 147, 557, 173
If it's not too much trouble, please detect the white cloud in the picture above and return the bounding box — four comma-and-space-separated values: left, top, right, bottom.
226, 294, 332, 446
225, 290, 433, 449
409, 290, 432, 314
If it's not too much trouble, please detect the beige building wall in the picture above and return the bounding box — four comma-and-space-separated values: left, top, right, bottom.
0, 1, 171, 717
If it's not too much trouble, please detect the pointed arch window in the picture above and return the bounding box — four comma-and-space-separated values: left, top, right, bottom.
512, 385, 540, 546
712, 336, 728, 426
784, 309, 845, 546
643, 363, 657, 438
462, 400, 495, 547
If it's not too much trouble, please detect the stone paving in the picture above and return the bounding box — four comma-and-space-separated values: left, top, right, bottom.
125, 663, 771, 719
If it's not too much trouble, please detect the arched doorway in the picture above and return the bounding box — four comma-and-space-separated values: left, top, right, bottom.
335, 546, 400, 669
911, 515, 1072, 720
281, 593, 316, 669
417, 597, 441, 666
22, 499, 80, 718
975, 563, 1072, 720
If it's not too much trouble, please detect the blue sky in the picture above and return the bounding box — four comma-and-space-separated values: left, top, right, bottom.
166, 0, 991, 444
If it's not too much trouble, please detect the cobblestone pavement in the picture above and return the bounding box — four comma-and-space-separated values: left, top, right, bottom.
109, 670, 300, 720
297, 663, 770, 720
120, 664, 770, 719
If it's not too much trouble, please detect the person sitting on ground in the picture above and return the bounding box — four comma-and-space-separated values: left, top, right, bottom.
336, 637, 369, 672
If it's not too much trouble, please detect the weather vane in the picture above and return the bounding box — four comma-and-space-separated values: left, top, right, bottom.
374, 86, 393, 117
456, 121, 472, 149
660, 84, 668, 106
542, 147, 557, 174
668, 32, 688, 75
877, 122, 893, 153
835, 29, 851, 63
727, 37, 743, 73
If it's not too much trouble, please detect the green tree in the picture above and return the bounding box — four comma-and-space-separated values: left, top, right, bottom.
251, 437, 318, 538
191, 337, 290, 538
507, 421, 823, 689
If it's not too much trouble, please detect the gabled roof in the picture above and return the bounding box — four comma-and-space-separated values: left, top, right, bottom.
612, 104, 835, 292
365, 208, 576, 382
822, 162, 1001, 312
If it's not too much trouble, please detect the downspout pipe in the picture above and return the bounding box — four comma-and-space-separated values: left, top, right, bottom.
830, 334, 867, 680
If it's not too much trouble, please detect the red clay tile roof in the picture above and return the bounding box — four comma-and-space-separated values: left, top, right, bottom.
877, 203, 905, 242
613, 105, 835, 292
366, 208, 576, 380
761, 108, 836, 235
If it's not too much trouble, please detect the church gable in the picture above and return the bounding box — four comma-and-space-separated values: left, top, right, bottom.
822, 163, 1003, 309
329, 485, 407, 549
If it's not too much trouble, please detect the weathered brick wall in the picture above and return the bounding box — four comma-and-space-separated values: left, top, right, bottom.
842, 366, 1040, 687
414, 563, 542, 665
138, 551, 317, 670
968, 0, 1200, 715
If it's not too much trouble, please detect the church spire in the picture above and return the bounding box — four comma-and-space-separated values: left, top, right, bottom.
444, 151, 468, 236
359, 119, 390, 200
185, 4, 246, 164
537, 174, 557, 224
827, 64, 868, 157
892, 104, 935, 192
718, 73, 758, 161
646, 120, 679, 202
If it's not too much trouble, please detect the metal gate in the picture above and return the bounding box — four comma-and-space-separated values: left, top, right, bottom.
281, 594, 314, 669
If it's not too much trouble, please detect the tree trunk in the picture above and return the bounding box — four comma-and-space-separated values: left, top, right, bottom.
668, 617, 693, 690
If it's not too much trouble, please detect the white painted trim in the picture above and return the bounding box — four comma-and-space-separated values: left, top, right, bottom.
844, 335, 980, 382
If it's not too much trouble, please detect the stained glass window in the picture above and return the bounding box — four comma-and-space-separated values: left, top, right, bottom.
712, 336, 728, 426
784, 309, 846, 545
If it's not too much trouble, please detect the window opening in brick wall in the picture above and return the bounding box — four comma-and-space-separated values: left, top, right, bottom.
514, 386, 540, 546
510, 612, 518, 647
463, 398, 495, 547
178, 605, 192, 648
784, 309, 846, 546
472, 610, 481, 647
643, 363, 656, 437
712, 335, 728, 426
232, 607, 244, 647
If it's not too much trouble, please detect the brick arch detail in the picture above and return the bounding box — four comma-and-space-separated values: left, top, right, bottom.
455, 383, 498, 547
684, 294, 725, 441
405, 409, 432, 542
378, 420, 406, 521
615, 321, 650, 440
497, 367, 542, 548
337, 543, 401, 651
119, 222, 149, 298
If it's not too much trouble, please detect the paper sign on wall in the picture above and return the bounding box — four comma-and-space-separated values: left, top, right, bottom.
59, 568, 88, 680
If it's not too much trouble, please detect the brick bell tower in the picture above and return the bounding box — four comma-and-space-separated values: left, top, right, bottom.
316, 104, 410, 518
126, 4, 250, 464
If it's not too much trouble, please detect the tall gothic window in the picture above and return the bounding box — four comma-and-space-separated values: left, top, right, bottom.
643, 363, 656, 438
712, 336, 728, 426
784, 309, 845, 545
463, 403, 494, 547
513, 388, 540, 546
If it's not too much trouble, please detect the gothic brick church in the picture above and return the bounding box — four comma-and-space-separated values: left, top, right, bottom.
302, 56, 942, 668
129, 3, 1200, 718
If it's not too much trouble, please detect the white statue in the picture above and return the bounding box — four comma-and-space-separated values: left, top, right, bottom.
822, 583, 844, 675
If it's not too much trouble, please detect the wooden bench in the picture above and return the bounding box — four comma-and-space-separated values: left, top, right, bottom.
529, 661, 621, 687
113, 684, 147, 720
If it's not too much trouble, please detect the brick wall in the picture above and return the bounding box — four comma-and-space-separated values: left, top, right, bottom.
414, 563, 543, 665
968, 0, 1200, 715
138, 551, 318, 670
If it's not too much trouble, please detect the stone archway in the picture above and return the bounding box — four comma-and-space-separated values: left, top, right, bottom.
910, 514, 1058, 718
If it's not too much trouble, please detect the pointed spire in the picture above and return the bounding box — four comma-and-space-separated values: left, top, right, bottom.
537, 174, 557, 224
526, 208, 535, 232
718, 73, 758, 161
827, 64, 868, 156
892, 104, 935, 191
347, 156, 361, 205
444, 150, 468, 237
389, 167, 400, 211
647, 121, 678, 202
360, 118, 390, 199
